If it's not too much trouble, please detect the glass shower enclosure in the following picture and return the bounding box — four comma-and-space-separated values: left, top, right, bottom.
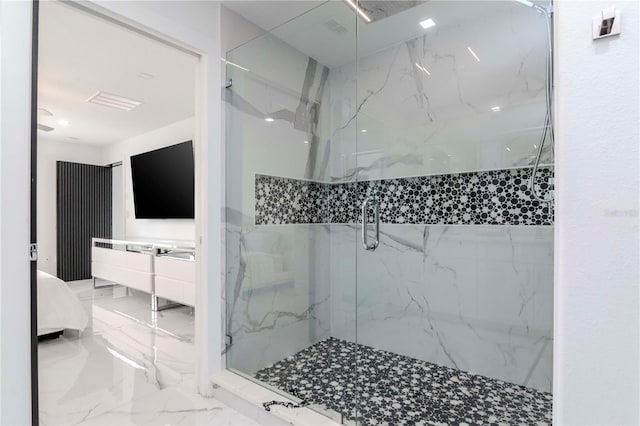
225, 1, 554, 424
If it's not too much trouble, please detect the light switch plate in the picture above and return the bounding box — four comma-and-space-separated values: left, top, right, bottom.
593, 9, 621, 40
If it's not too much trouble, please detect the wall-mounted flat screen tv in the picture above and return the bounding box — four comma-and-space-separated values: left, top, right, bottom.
130, 141, 194, 219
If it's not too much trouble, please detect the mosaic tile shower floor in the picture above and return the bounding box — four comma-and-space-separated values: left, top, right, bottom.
255, 337, 552, 426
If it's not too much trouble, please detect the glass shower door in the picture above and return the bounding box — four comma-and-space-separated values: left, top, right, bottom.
224, 2, 360, 423
352, 1, 554, 425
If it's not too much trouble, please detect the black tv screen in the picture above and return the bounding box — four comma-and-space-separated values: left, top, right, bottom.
130, 141, 194, 219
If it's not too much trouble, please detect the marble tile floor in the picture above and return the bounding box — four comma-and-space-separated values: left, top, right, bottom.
255, 337, 553, 426
38, 279, 260, 426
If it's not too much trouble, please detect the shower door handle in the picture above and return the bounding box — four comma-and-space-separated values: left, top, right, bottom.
361, 197, 379, 251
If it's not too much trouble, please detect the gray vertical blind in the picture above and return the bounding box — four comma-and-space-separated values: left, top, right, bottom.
56, 161, 112, 281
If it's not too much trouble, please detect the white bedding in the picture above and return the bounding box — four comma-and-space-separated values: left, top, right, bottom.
37, 270, 88, 336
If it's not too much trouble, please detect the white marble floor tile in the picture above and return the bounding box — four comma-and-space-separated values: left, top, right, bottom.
78, 386, 260, 426
38, 280, 258, 426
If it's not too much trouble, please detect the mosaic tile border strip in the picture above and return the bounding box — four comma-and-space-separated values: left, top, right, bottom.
255, 337, 553, 425
255, 175, 329, 225
255, 167, 554, 226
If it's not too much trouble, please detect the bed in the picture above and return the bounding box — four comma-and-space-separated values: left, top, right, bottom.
37, 270, 88, 338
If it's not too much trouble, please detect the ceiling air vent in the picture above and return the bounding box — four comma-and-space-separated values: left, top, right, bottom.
87, 91, 142, 111
323, 18, 349, 35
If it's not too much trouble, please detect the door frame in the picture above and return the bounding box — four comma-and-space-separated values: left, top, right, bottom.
29, 1, 224, 423
29, 1, 40, 424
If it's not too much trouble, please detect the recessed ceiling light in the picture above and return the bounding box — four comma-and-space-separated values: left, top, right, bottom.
467, 46, 481, 62
138, 72, 155, 80
506, 147, 511, 152
303, 140, 309, 144
323, 18, 349, 35
344, 0, 371, 23
491, 106, 501, 112
419, 18, 436, 29
361, 129, 367, 133
265, 117, 275, 122
415, 63, 431, 76
58, 119, 69, 126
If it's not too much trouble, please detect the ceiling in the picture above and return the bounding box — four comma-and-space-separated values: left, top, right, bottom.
38, 1, 197, 146
222, 1, 326, 33
224, 0, 550, 69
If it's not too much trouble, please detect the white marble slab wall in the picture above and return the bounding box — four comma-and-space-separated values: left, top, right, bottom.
327, 1, 553, 182
225, 33, 334, 374
325, 1, 554, 394
226, 32, 334, 212
225, 224, 330, 374
330, 224, 553, 393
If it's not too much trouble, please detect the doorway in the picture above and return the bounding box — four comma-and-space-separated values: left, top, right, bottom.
32, 1, 203, 423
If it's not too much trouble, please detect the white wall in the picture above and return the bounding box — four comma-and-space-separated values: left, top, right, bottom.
112, 164, 125, 239
0, 1, 33, 424
102, 117, 196, 242
38, 118, 197, 275
36, 139, 103, 276
221, 5, 263, 53
554, 1, 640, 424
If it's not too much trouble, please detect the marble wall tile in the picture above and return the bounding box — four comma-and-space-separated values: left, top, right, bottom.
225, 34, 335, 227
225, 224, 331, 374
326, 1, 553, 182
225, 29, 336, 374
329, 224, 553, 393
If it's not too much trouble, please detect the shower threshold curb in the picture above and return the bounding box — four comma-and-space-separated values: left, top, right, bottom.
210, 370, 342, 426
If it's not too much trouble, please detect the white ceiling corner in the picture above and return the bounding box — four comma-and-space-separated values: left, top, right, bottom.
38, 1, 197, 146
221, 0, 327, 33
